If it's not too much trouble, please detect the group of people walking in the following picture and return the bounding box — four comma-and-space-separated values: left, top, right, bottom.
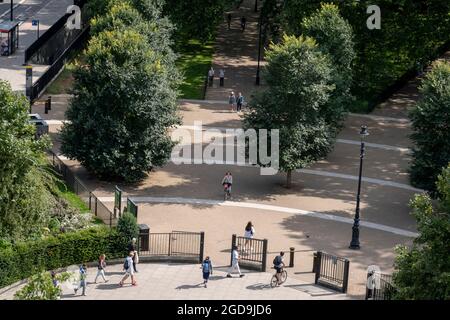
227, 13, 246, 32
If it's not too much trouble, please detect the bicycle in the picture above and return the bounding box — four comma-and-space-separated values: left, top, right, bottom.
270, 268, 287, 288
223, 184, 231, 200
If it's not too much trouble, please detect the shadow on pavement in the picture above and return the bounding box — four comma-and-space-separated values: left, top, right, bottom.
175, 283, 203, 290
246, 283, 272, 290
95, 283, 121, 290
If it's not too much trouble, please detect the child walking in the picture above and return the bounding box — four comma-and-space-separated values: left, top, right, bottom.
94, 254, 109, 283
201, 256, 213, 288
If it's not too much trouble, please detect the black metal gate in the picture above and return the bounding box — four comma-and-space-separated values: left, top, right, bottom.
138, 230, 204, 263
365, 272, 395, 300
231, 234, 268, 272
314, 251, 350, 293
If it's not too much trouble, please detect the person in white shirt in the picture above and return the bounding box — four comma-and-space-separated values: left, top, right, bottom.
208, 67, 215, 86
243, 221, 255, 252
227, 245, 244, 278
119, 252, 137, 286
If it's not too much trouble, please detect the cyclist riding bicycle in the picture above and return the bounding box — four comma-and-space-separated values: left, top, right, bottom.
273, 252, 285, 284
222, 172, 233, 195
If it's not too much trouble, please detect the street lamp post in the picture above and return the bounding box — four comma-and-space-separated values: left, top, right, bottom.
349, 125, 369, 250
255, 13, 262, 85
10, 0, 13, 21
254, 0, 258, 12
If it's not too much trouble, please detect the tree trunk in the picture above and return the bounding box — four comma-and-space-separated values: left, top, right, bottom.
286, 170, 292, 188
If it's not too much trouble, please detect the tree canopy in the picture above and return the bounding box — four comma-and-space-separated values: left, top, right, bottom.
393, 164, 450, 300
409, 61, 450, 194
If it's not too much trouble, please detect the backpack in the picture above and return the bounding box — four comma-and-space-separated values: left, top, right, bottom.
202, 261, 211, 273
273, 256, 281, 266
124, 258, 129, 270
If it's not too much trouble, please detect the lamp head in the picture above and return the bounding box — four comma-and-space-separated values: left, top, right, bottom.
360, 125, 369, 140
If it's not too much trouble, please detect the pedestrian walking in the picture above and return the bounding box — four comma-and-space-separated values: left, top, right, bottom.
94, 254, 109, 283
201, 256, 213, 288
227, 13, 232, 30
208, 67, 215, 87
74, 264, 87, 296
236, 92, 244, 112
227, 245, 244, 278
243, 221, 255, 253
219, 69, 225, 86
119, 252, 137, 287
127, 238, 138, 272
228, 92, 236, 111
241, 16, 246, 32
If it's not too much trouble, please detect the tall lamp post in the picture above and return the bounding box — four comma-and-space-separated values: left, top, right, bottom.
255, 13, 262, 85
254, 0, 258, 12
349, 125, 369, 250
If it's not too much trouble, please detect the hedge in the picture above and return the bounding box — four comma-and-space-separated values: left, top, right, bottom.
0, 226, 128, 288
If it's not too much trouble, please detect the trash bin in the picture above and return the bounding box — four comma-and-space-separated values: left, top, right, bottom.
138, 224, 150, 252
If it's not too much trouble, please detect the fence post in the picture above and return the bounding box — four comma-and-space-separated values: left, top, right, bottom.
88, 193, 92, 210
94, 198, 98, 216
109, 212, 112, 229
289, 247, 295, 268
261, 238, 268, 272
168, 233, 172, 257
199, 232, 205, 263
230, 234, 236, 266
342, 259, 350, 293
314, 251, 322, 284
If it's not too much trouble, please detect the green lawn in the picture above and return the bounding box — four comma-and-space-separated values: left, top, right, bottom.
176, 39, 215, 99
55, 180, 90, 213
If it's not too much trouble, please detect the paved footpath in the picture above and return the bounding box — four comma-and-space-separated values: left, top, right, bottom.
0, 0, 72, 93
0, 263, 349, 300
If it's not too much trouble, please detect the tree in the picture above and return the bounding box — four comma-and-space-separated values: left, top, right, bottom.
14, 271, 70, 300
117, 212, 139, 242
0, 80, 53, 240
409, 61, 450, 194
301, 3, 355, 131
61, 26, 181, 182
243, 35, 335, 188
392, 165, 450, 300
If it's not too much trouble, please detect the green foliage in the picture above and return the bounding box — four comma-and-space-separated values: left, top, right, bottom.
0, 80, 54, 240
61, 19, 181, 182
117, 212, 139, 242
393, 165, 450, 300
163, 0, 234, 42
278, 0, 450, 110
301, 3, 355, 130
14, 271, 70, 300
0, 226, 127, 288
409, 61, 450, 193
244, 35, 335, 186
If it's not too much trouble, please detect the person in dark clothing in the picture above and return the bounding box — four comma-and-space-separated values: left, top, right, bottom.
227, 13, 232, 30
127, 238, 138, 272
241, 16, 246, 32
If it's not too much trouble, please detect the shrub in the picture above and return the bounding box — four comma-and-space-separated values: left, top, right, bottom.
117, 212, 139, 243
14, 271, 70, 300
0, 226, 127, 288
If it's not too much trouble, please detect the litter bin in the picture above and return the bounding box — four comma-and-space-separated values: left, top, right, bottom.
138, 224, 150, 252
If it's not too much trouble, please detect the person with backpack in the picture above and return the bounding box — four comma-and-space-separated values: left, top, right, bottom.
94, 254, 108, 283
201, 256, 213, 288
227, 245, 244, 278
273, 252, 285, 284
119, 252, 137, 287
74, 264, 87, 296
236, 92, 244, 112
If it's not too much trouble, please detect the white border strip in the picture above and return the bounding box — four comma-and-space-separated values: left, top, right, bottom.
99, 196, 418, 238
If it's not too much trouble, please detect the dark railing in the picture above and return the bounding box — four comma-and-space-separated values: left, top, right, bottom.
31, 26, 90, 101
365, 272, 395, 300
231, 234, 268, 272
314, 251, 350, 293
138, 231, 205, 263
48, 150, 115, 227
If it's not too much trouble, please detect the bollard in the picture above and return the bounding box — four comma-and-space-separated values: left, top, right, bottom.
47, 96, 52, 110
289, 247, 295, 267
